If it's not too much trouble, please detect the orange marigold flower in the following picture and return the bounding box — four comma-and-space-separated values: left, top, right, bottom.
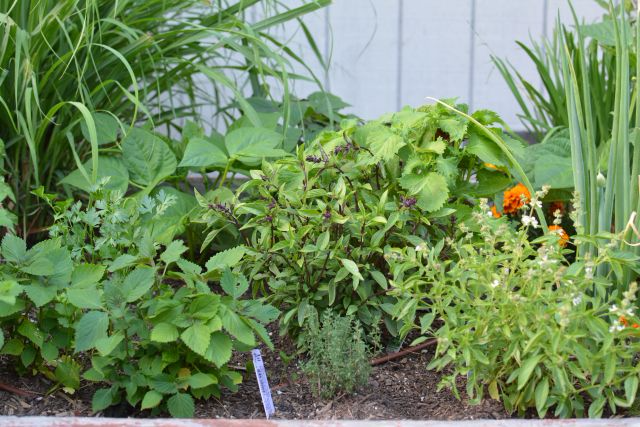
502, 183, 531, 214
491, 205, 502, 218
633, 323, 639, 329
548, 225, 569, 247
620, 316, 629, 327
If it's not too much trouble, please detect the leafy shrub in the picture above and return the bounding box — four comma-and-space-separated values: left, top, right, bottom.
302, 310, 375, 398
392, 196, 640, 418
197, 101, 516, 341
0, 188, 278, 417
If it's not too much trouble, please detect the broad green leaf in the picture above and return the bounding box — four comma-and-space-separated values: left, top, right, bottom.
203, 331, 233, 367
1, 234, 26, 263
225, 127, 284, 165
151, 323, 179, 343
108, 254, 137, 272
178, 137, 228, 168
75, 311, 109, 352
55, 357, 81, 391
24, 282, 58, 307
67, 286, 103, 309
71, 264, 106, 288
18, 321, 43, 347
399, 172, 449, 212
205, 246, 246, 272
92, 387, 115, 412
220, 268, 249, 299
366, 125, 406, 161
181, 323, 211, 356
187, 373, 217, 389
95, 332, 124, 356
625, 376, 639, 405
121, 266, 155, 303
122, 128, 177, 187
81, 112, 119, 145
61, 156, 129, 193
141, 390, 163, 410
221, 310, 255, 346
167, 393, 194, 418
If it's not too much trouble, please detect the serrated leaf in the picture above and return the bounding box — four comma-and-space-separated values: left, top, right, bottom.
205, 246, 246, 272
23, 282, 57, 307
75, 311, 109, 352
151, 323, 179, 343
108, 254, 138, 272
220, 268, 249, 299
121, 266, 155, 303
167, 393, 194, 418
1, 234, 26, 263
221, 310, 255, 346
71, 264, 105, 288
399, 172, 449, 212
67, 286, 103, 309
140, 390, 163, 410
92, 387, 115, 413
203, 332, 233, 367
181, 323, 211, 356
161, 241, 188, 266
95, 332, 124, 356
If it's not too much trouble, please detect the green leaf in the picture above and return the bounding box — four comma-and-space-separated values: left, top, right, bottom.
221, 310, 255, 346
23, 282, 58, 307
122, 128, 177, 187
225, 127, 285, 165
588, 396, 606, 418
366, 125, 406, 161
141, 390, 164, 410
61, 156, 129, 193
55, 357, 81, 391
121, 266, 155, 303
205, 246, 246, 272
108, 254, 137, 272
71, 264, 106, 288
535, 377, 549, 416
81, 112, 119, 145
625, 376, 639, 405
340, 259, 363, 281
151, 323, 180, 343
220, 268, 249, 299
95, 333, 124, 356
167, 393, 195, 418
181, 323, 211, 356
75, 311, 109, 352
399, 172, 449, 212
187, 373, 217, 389
1, 234, 26, 263
92, 387, 115, 413
517, 355, 542, 391
0, 330, 3, 350
67, 286, 103, 309
18, 321, 43, 347
160, 241, 188, 266
203, 332, 233, 368
179, 137, 228, 168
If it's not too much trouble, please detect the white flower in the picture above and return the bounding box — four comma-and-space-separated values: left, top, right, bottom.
491, 279, 500, 288
609, 304, 619, 313
531, 199, 542, 209
572, 295, 582, 306
521, 215, 539, 228
415, 244, 426, 252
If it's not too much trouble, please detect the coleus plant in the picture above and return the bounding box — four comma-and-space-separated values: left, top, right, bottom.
0, 187, 278, 417
196, 100, 515, 342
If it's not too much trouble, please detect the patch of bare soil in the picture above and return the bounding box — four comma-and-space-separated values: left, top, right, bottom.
0, 334, 508, 420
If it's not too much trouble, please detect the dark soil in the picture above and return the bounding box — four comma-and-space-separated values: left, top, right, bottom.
0, 333, 508, 420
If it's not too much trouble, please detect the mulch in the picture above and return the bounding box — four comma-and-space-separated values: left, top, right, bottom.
0, 331, 510, 420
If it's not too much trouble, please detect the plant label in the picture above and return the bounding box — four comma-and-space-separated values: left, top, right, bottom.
252, 349, 275, 418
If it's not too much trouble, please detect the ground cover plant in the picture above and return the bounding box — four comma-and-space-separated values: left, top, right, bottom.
0, 187, 278, 417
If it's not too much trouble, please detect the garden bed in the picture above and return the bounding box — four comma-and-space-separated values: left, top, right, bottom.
0, 333, 508, 420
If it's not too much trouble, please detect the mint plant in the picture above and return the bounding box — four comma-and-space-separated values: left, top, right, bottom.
197, 101, 514, 342
0, 187, 278, 417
